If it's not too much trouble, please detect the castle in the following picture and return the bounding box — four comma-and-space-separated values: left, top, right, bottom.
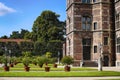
65, 0, 120, 67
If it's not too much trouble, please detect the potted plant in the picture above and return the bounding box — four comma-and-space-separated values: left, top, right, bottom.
37, 57, 45, 68
32, 59, 37, 65
22, 57, 31, 71
2, 57, 9, 71
45, 66, 50, 72
51, 58, 57, 68
13, 57, 18, 65
10, 57, 15, 67
44, 57, 50, 72
61, 56, 74, 72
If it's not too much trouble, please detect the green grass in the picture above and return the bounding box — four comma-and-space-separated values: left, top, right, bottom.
0, 71, 120, 77
1, 63, 119, 77
0, 67, 97, 71
0, 63, 97, 71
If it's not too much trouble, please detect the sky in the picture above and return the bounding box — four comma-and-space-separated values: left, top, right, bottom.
0, 0, 66, 37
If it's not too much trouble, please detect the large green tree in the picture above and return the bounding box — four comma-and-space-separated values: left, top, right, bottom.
32, 10, 65, 42
32, 10, 65, 56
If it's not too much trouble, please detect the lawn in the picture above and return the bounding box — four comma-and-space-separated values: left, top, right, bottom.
0, 63, 97, 71
0, 67, 97, 71
0, 71, 120, 77
0, 63, 120, 77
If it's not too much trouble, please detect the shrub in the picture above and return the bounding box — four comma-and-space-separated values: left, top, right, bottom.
61, 56, 74, 65
32, 59, 37, 65
49, 58, 57, 64
37, 57, 45, 67
10, 57, 15, 63
46, 52, 52, 58
1, 57, 8, 66
22, 51, 32, 57
22, 57, 31, 67
0, 56, 3, 63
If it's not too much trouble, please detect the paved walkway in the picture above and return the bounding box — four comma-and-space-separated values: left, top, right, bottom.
0, 77, 120, 80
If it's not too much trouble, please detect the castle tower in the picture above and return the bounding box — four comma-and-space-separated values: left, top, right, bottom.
66, 0, 115, 66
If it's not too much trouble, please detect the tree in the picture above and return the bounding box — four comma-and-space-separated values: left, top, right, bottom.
0, 49, 4, 56
32, 10, 65, 56
47, 40, 63, 57
20, 29, 29, 39
10, 31, 20, 39
10, 29, 30, 39
6, 41, 20, 57
34, 41, 46, 55
24, 32, 37, 41
0, 42, 6, 55
20, 41, 34, 52
0, 35, 8, 39
32, 10, 65, 42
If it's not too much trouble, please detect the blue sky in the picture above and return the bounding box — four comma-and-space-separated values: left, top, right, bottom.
0, 0, 66, 37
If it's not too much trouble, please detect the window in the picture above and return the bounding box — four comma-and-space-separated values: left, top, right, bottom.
82, 38, 91, 45
82, 0, 90, 3
104, 37, 108, 45
117, 37, 120, 44
116, 37, 120, 53
67, 38, 71, 55
94, 22, 97, 30
117, 45, 120, 53
82, 16, 91, 31
93, 0, 96, 3
94, 46, 97, 53
115, 0, 120, 2
115, 13, 120, 29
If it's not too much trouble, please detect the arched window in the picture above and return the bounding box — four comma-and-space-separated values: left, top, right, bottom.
82, 16, 91, 31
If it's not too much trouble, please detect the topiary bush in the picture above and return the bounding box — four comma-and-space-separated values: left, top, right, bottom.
22, 57, 31, 67
61, 56, 74, 65
37, 57, 45, 68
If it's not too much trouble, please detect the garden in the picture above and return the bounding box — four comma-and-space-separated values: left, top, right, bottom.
0, 55, 120, 77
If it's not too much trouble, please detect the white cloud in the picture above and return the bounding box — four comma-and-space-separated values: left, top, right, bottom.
0, 2, 16, 16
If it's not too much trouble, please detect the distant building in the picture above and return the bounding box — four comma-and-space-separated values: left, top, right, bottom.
65, 0, 120, 67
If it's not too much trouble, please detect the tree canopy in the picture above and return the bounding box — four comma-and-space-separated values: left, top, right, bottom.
30, 10, 66, 56
32, 10, 65, 42
0, 10, 66, 57
10, 29, 29, 39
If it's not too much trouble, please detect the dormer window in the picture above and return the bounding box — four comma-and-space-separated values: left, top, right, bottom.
82, 0, 90, 3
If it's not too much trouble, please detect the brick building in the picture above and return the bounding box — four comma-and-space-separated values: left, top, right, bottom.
115, 0, 120, 66
66, 0, 120, 67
